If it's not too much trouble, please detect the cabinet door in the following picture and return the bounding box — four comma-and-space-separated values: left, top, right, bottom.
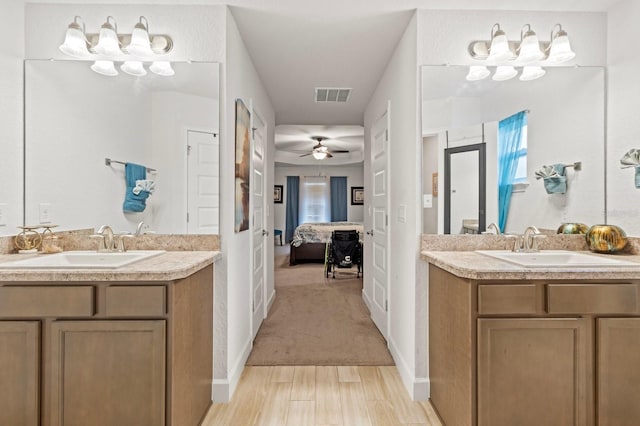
478, 318, 588, 426
48, 320, 165, 426
0, 321, 39, 426
597, 318, 640, 426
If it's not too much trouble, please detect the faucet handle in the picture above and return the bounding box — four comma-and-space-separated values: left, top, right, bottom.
529, 233, 546, 252
504, 234, 524, 252
114, 234, 134, 252
90, 234, 108, 252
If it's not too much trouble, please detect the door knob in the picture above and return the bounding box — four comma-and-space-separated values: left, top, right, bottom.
366, 230, 374, 236
262, 229, 269, 236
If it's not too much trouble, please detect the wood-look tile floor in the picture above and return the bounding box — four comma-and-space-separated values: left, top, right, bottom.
202, 366, 442, 426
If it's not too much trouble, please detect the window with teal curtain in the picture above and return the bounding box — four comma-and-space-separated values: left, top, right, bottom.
285, 176, 299, 243
330, 176, 347, 221
498, 111, 528, 232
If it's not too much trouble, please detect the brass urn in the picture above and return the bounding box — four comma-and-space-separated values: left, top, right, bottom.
585, 225, 628, 253
557, 223, 589, 235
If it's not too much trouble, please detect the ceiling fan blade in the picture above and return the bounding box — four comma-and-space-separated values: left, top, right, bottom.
299, 153, 312, 157
330, 150, 350, 153
326, 152, 333, 158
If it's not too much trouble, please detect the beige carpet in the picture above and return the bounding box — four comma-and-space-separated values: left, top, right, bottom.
246, 246, 394, 366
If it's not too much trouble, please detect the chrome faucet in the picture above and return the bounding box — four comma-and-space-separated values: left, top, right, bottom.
523, 225, 545, 252
93, 225, 130, 253
95, 225, 115, 252
135, 221, 146, 236
486, 223, 501, 235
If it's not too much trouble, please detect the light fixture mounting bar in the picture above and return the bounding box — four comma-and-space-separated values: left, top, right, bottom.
85, 33, 174, 55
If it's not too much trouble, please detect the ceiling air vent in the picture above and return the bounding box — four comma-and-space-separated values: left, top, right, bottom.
315, 87, 352, 103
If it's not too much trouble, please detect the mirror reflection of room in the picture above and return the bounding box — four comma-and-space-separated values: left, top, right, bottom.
422, 65, 605, 235
24, 60, 220, 235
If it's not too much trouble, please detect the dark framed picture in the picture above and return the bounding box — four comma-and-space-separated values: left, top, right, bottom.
274, 185, 283, 204
234, 98, 251, 233
351, 186, 364, 205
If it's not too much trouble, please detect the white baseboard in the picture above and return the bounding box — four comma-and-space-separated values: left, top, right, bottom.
362, 288, 373, 311
212, 335, 253, 403
267, 289, 276, 313
388, 335, 429, 401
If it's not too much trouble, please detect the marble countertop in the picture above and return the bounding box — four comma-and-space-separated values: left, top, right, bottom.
421, 250, 640, 280
0, 251, 221, 282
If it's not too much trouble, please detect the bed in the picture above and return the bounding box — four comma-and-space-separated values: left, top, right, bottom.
289, 222, 364, 265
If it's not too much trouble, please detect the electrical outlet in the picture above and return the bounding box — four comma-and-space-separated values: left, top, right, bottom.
0, 204, 7, 226
39, 203, 52, 224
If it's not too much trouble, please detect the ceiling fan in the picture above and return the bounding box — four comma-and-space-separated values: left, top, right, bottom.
299, 136, 349, 160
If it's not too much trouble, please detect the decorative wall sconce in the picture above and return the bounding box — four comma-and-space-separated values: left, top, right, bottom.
466, 23, 576, 82
59, 16, 175, 77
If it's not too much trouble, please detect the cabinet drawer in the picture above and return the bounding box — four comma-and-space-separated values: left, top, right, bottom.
105, 286, 166, 317
547, 284, 638, 314
478, 284, 538, 314
0, 286, 94, 317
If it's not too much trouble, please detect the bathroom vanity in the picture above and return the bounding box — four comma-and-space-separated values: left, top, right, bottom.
0, 250, 218, 426
423, 250, 640, 426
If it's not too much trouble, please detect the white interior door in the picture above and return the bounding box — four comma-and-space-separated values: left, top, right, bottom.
367, 106, 390, 338
450, 150, 479, 234
187, 130, 219, 234
251, 110, 267, 340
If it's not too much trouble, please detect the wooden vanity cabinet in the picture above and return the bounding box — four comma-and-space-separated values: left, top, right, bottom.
0, 321, 39, 426
0, 264, 213, 426
429, 264, 640, 426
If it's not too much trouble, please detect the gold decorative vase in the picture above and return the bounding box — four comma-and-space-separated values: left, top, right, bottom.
585, 225, 628, 253
557, 223, 589, 235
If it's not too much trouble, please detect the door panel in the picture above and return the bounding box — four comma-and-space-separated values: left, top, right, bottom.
251, 110, 267, 339
367, 106, 390, 338
187, 130, 219, 234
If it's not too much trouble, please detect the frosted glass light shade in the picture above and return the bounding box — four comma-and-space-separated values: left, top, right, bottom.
94, 24, 121, 57
466, 65, 490, 81
59, 24, 90, 58
493, 66, 518, 81
517, 31, 545, 64
547, 32, 576, 64
312, 151, 328, 160
520, 65, 547, 81
126, 21, 154, 57
149, 61, 175, 76
488, 27, 514, 62
121, 61, 147, 76
91, 60, 118, 76
520, 66, 546, 81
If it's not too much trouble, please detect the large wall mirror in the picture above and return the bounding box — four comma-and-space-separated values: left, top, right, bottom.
422, 65, 606, 235
24, 60, 220, 235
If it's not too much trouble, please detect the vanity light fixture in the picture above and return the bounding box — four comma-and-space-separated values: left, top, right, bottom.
520, 65, 546, 81
59, 15, 174, 77
91, 60, 118, 76
59, 16, 90, 58
94, 16, 121, 57
492, 65, 518, 81
546, 24, 576, 64
466, 65, 491, 81
149, 61, 175, 76
517, 24, 545, 64
121, 61, 147, 77
466, 23, 576, 82
125, 16, 154, 57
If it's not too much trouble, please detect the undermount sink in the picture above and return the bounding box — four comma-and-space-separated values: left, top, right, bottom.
476, 250, 640, 268
0, 250, 166, 269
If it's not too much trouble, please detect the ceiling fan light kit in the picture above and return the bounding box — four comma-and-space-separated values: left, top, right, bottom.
298, 136, 349, 160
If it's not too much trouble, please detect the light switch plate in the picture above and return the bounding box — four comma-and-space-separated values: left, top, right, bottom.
423, 194, 433, 208
397, 204, 407, 223
39, 203, 52, 224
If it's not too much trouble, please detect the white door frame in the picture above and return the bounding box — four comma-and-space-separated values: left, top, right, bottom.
185, 127, 219, 234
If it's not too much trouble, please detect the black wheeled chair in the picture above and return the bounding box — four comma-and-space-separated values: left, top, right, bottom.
325, 230, 362, 278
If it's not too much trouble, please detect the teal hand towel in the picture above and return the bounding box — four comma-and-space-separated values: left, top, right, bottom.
123, 163, 150, 212
542, 164, 567, 194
